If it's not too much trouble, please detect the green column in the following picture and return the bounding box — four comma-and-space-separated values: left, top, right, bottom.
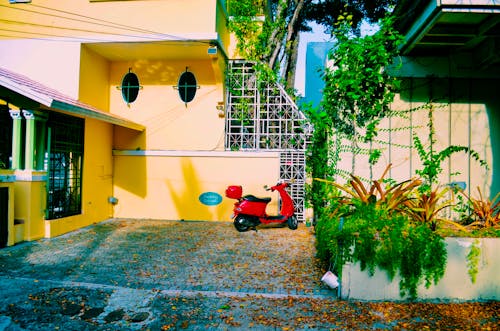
23, 110, 36, 170
9, 109, 22, 169
22, 110, 47, 171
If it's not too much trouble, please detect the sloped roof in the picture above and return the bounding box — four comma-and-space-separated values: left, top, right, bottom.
0, 67, 144, 131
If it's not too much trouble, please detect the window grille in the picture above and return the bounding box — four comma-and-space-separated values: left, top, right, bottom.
46, 113, 84, 219
0, 105, 12, 168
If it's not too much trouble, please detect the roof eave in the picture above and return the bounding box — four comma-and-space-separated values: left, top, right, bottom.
50, 100, 145, 132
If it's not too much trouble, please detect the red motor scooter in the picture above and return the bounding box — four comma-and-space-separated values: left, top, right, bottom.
225, 182, 298, 232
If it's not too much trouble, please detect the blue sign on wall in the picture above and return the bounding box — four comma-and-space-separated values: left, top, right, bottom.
199, 192, 223, 206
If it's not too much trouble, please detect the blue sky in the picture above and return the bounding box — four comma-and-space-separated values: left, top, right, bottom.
295, 21, 378, 96
295, 22, 330, 96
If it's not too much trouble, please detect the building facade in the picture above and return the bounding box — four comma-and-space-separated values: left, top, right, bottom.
304, 0, 499, 204
0, 0, 309, 246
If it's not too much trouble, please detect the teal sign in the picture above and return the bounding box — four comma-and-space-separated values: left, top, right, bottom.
199, 192, 222, 206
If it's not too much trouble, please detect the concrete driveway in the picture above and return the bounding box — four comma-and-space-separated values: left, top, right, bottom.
0, 219, 333, 330
1, 219, 498, 330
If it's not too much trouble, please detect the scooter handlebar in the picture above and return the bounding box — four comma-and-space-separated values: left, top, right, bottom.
265, 181, 292, 191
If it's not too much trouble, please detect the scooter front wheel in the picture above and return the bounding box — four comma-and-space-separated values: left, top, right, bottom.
287, 215, 298, 230
234, 215, 250, 232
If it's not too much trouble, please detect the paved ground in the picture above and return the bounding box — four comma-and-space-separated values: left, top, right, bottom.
0, 219, 498, 330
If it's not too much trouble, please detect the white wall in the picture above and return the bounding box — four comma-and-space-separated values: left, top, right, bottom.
340, 237, 500, 301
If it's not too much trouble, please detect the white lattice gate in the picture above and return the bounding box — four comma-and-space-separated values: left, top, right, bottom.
225, 60, 310, 221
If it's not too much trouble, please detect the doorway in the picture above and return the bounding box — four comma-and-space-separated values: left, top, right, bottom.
0, 187, 8, 248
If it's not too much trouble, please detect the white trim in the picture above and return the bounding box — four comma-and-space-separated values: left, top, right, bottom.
112, 150, 280, 158
14, 171, 47, 182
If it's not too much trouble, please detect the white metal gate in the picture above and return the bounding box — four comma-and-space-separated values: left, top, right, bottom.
225, 60, 310, 221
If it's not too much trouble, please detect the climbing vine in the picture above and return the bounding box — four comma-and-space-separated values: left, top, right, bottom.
413, 103, 489, 192
321, 14, 402, 139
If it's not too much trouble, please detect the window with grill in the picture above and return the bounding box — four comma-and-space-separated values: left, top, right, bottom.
0, 105, 12, 169
46, 113, 84, 219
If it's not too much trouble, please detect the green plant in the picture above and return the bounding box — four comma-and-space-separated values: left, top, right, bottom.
402, 187, 467, 232
314, 163, 421, 215
315, 201, 447, 300
314, 166, 448, 299
322, 14, 402, 139
413, 104, 488, 192
398, 224, 447, 299
459, 187, 500, 229
466, 239, 481, 284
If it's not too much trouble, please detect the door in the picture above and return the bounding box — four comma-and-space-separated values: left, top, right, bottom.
0, 187, 8, 248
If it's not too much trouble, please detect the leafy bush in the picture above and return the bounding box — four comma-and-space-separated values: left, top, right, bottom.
314, 172, 450, 300
316, 200, 447, 300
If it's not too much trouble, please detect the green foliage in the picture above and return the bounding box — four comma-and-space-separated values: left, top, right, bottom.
321, 14, 402, 139
403, 187, 465, 232
398, 224, 447, 299
308, 13, 403, 218
314, 168, 450, 299
315, 201, 447, 300
227, 0, 267, 61
413, 104, 489, 192
466, 239, 481, 284
458, 187, 500, 229
315, 164, 421, 214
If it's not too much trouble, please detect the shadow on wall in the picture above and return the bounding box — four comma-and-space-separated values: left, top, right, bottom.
112, 127, 147, 199
165, 158, 220, 221
486, 99, 500, 199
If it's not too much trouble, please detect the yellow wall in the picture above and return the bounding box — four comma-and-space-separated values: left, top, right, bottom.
113, 152, 280, 221
110, 59, 225, 150
43, 44, 115, 238
0, 40, 82, 99
80, 45, 110, 111
0, 0, 284, 233
0, 0, 220, 40
13, 171, 46, 241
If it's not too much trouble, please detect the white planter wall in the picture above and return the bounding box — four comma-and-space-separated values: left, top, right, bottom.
340, 237, 500, 301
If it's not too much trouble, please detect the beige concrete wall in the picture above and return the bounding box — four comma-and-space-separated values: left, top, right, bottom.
340, 237, 500, 301
335, 78, 494, 201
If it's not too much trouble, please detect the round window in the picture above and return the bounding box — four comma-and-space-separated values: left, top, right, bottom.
177, 71, 197, 104
121, 71, 140, 104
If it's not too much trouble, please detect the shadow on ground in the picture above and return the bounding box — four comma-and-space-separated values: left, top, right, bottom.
0, 219, 498, 330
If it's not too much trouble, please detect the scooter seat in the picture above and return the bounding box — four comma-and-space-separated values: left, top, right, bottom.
242, 195, 271, 203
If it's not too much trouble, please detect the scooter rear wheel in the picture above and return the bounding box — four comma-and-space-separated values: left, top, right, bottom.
234, 215, 250, 232
287, 215, 298, 230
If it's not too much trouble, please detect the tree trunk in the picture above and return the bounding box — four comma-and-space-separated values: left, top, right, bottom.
285, 34, 300, 90
268, 0, 305, 77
